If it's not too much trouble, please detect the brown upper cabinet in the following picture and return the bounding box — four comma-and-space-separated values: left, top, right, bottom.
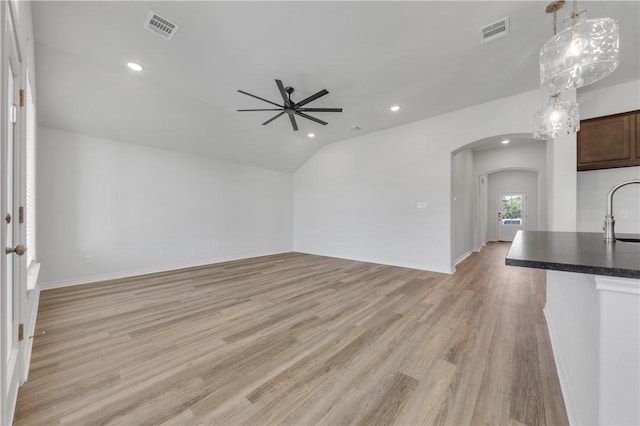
577, 110, 640, 171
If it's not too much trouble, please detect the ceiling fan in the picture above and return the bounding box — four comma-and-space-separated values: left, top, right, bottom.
237, 79, 343, 131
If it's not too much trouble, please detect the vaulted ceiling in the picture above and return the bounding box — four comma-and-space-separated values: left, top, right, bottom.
33, 1, 640, 172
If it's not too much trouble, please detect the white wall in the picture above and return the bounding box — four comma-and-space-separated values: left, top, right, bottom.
473, 142, 546, 185
37, 127, 293, 286
294, 88, 552, 273
576, 80, 640, 234
486, 170, 538, 241
545, 271, 600, 426
546, 90, 578, 232
578, 167, 640, 233
579, 80, 639, 120
452, 149, 474, 264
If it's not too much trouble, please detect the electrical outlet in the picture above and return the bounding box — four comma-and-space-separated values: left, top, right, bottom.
415, 201, 428, 209
85, 256, 94, 264
619, 210, 629, 219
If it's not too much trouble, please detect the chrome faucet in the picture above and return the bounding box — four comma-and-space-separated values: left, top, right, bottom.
604, 179, 640, 241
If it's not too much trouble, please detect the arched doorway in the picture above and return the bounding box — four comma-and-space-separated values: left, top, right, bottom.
451, 134, 547, 267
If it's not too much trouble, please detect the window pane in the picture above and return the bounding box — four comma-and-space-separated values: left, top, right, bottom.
501, 195, 522, 220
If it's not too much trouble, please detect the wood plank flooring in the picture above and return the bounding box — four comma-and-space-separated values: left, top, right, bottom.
14, 243, 568, 425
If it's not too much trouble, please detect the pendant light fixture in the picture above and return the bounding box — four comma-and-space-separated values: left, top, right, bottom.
534, 1, 580, 140
539, 0, 619, 93
533, 93, 580, 140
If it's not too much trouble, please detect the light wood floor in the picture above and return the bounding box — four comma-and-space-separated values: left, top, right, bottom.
15, 243, 567, 425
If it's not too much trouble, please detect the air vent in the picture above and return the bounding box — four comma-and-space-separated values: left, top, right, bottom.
481, 17, 510, 42
349, 126, 362, 132
144, 11, 180, 40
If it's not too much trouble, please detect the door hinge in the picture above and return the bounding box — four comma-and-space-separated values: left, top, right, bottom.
19, 89, 25, 107
19, 206, 24, 224
18, 323, 24, 341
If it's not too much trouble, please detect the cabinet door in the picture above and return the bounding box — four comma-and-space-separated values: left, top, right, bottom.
577, 111, 639, 171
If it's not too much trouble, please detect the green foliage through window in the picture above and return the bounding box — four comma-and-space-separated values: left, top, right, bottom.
502, 196, 522, 219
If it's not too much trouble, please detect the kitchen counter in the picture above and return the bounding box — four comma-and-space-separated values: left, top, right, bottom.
506, 230, 639, 425
505, 230, 640, 279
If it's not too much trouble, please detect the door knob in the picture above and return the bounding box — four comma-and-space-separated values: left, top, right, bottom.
6, 244, 26, 256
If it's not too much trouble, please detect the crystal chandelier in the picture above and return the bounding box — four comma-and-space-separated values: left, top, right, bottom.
534, 93, 580, 140
539, 0, 619, 93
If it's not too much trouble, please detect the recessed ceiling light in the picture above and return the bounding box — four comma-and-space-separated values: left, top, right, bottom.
127, 62, 143, 71
307, 133, 315, 138
501, 139, 510, 144
390, 105, 400, 112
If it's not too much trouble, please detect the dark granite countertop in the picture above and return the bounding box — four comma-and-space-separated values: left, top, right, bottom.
505, 231, 640, 279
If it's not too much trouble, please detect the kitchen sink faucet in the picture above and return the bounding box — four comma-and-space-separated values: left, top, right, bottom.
604, 179, 640, 241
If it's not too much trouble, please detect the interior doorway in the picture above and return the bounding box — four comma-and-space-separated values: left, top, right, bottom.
483, 169, 539, 245
497, 193, 526, 241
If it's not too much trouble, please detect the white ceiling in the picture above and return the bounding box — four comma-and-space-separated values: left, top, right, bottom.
32, 1, 640, 172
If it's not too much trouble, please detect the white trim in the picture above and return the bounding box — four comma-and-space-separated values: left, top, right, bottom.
455, 249, 475, 266
26, 261, 40, 291
294, 250, 455, 274
6, 348, 18, 426
38, 251, 292, 290
595, 276, 640, 295
544, 307, 579, 426
22, 287, 40, 383
6, 2, 22, 62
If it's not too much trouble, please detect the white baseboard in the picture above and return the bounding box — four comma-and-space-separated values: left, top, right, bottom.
294, 250, 455, 274
38, 249, 457, 292
38, 250, 292, 290
454, 250, 474, 266
544, 307, 578, 426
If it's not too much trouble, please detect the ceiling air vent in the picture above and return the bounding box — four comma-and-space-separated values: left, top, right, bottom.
481, 17, 510, 42
349, 126, 362, 132
144, 11, 180, 40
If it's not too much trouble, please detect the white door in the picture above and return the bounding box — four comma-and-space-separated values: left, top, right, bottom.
1, 7, 25, 424
497, 193, 526, 242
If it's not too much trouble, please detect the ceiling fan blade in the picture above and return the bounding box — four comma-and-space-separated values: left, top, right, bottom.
297, 108, 343, 112
237, 108, 283, 112
289, 113, 299, 131
237, 90, 283, 108
275, 79, 289, 104
294, 89, 329, 108
262, 111, 285, 125
295, 111, 328, 126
